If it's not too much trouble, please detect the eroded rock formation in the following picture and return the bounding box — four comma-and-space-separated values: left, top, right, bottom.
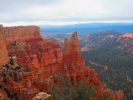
63, 32, 83, 66
0, 25, 9, 66
0, 25, 124, 100
0, 25, 62, 68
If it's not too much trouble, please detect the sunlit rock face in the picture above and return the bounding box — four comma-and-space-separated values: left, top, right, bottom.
0, 25, 9, 66
16, 38, 63, 67
62, 32, 102, 91
2, 25, 62, 68
3, 26, 40, 44
119, 33, 133, 39
0, 25, 124, 100
63, 32, 84, 66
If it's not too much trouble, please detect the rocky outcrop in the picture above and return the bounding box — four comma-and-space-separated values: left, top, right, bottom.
62, 32, 102, 93
0, 25, 9, 66
12, 38, 62, 68
0, 25, 124, 100
63, 32, 83, 66
119, 33, 133, 39
0, 25, 62, 68
3, 26, 40, 44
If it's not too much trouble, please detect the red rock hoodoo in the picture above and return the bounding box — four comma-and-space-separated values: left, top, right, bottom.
63, 32, 83, 66
0, 25, 124, 100
0, 25, 9, 66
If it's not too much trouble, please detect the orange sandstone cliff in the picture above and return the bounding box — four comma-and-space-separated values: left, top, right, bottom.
0, 25, 124, 100
3, 25, 40, 43
63, 32, 83, 66
0, 25, 9, 66
0, 25, 62, 68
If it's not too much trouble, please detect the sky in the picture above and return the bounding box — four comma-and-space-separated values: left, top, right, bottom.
0, 0, 133, 25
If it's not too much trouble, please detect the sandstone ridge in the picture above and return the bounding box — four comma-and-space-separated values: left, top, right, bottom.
0, 25, 62, 68
0, 25, 124, 100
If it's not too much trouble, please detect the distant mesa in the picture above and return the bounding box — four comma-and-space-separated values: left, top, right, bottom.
119, 33, 133, 39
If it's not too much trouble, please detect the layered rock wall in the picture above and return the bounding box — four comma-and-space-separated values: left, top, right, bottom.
1, 25, 62, 68
3, 26, 40, 44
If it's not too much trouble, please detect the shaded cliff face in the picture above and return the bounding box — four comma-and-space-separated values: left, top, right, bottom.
0, 25, 9, 66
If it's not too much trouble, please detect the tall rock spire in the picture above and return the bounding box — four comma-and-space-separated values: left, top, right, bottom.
63, 32, 83, 66
71, 32, 80, 55
0, 25, 9, 66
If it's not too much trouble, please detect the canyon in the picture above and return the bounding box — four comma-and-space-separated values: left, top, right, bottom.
0, 25, 124, 100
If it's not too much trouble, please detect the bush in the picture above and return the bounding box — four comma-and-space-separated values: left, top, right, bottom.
49, 76, 98, 100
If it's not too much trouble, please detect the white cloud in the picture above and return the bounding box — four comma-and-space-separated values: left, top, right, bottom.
0, 0, 133, 25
